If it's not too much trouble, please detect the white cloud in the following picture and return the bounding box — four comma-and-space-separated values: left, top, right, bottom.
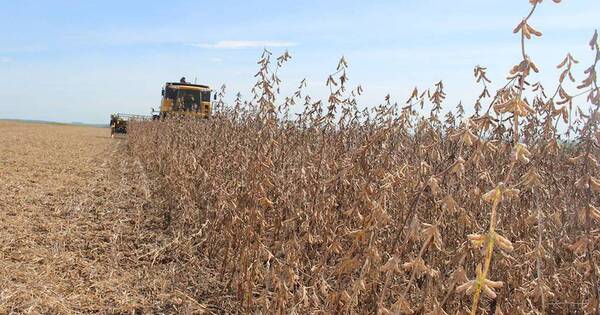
0, 57, 11, 63
192, 40, 297, 49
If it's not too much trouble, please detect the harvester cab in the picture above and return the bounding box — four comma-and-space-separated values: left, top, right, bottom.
158, 82, 213, 119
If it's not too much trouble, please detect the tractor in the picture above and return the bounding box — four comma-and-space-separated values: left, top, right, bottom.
110, 113, 151, 136
109, 113, 128, 137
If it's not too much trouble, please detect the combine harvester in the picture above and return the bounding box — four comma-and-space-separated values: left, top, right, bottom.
110, 79, 215, 136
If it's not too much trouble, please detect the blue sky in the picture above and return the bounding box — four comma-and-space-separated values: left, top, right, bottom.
0, 0, 598, 124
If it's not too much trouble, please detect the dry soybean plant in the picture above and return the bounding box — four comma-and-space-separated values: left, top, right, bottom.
127, 1, 600, 313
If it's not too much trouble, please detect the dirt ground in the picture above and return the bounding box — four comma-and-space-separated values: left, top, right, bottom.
0, 121, 229, 314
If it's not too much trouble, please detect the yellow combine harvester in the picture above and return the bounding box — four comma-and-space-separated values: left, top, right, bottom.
110, 80, 214, 136
154, 81, 214, 119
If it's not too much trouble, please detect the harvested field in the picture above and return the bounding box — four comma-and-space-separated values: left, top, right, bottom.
0, 121, 232, 314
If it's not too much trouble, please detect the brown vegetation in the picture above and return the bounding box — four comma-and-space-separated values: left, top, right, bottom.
128, 1, 600, 313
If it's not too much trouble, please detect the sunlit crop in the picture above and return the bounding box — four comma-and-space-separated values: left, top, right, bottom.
128, 1, 599, 313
